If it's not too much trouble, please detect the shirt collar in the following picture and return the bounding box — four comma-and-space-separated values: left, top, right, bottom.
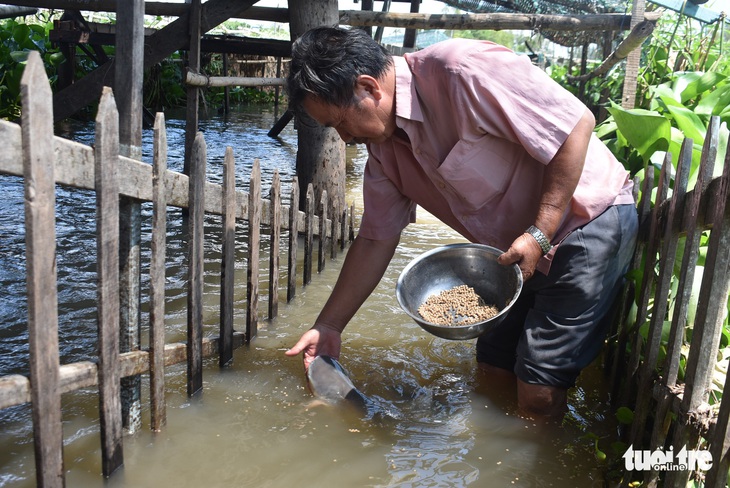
394, 55, 423, 123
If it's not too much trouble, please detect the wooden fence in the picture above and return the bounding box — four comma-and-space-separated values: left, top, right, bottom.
605, 115, 730, 487
0, 52, 354, 485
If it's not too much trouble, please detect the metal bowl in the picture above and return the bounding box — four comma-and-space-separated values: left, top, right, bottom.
396, 243, 523, 340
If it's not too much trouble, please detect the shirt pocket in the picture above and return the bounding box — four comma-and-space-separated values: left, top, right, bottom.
436, 134, 520, 211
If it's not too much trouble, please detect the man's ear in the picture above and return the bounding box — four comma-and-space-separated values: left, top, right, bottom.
355, 74, 382, 101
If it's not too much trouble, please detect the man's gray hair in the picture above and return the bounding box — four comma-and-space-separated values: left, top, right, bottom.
286, 27, 393, 112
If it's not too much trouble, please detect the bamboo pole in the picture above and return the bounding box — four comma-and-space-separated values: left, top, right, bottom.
185, 70, 285, 88
339, 10, 661, 32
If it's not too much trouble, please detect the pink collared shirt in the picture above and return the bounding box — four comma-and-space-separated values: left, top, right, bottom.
359, 39, 634, 274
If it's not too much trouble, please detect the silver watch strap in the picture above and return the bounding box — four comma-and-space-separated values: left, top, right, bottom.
526, 225, 552, 255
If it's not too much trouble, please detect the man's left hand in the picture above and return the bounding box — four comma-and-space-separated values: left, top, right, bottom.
497, 233, 543, 281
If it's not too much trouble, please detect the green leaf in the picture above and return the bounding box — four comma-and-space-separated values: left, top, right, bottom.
665, 105, 706, 144
680, 71, 727, 103
616, 407, 634, 425
9, 50, 28, 63
695, 84, 730, 117
607, 103, 671, 162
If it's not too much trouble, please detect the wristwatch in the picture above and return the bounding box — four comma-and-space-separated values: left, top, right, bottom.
526, 225, 553, 255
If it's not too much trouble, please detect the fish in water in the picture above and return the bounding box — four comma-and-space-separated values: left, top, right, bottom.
306, 355, 369, 408
305, 356, 404, 420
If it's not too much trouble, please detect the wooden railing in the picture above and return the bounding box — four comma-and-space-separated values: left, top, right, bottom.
0, 51, 354, 485
605, 115, 730, 487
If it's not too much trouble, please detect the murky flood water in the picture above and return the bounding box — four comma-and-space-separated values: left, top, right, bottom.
1, 106, 614, 487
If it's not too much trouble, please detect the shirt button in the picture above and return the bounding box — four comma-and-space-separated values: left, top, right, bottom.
438, 182, 445, 189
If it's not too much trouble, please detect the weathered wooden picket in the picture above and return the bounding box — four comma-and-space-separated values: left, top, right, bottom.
605, 115, 730, 487
0, 52, 355, 485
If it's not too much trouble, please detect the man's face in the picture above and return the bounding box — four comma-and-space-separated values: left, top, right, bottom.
302, 96, 389, 145
301, 75, 395, 145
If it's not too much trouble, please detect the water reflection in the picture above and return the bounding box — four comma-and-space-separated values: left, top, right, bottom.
0, 106, 613, 487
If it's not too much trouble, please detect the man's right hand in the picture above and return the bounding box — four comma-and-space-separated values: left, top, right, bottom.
285, 324, 342, 371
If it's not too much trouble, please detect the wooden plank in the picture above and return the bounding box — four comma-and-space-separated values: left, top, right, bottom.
628, 153, 674, 448
0, 333, 246, 411
304, 184, 314, 286
644, 139, 693, 486
665, 117, 723, 488
246, 160, 261, 341
625, 160, 665, 399
330, 201, 338, 260
220, 147, 236, 366
677, 117, 723, 412
615, 169, 654, 408
340, 205, 348, 251
696, 132, 730, 488
187, 132, 206, 397
20, 50, 65, 488
287, 177, 300, 302
318, 190, 327, 273
149, 112, 168, 431
0, 375, 31, 412
269, 170, 281, 319
95, 86, 124, 477
1, 120, 323, 236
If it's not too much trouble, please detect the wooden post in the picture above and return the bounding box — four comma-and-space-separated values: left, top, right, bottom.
246, 160, 261, 341
340, 205, 348, 251
330, 201, 338, 260
220, 147, 235, 366
269, 170, 281, 319
627, 153, 672, 448
95, 87, 124, 478
149, 112, 168, 431
183, 0, 202, 178
318, 190, 327, 273
288, 0, 347, 213
20, 50, 65, 488
222, 53, 229, 115
115, 0, 144, 434
287, 177, 300, 302
402, 0, 420, 49
623, 163, 664, 407
361, 0, 374, 36
621, 0, 646, 108
644, 140, 692, 483
187, 131, 206, 397
304, 183, 314, 286
611, 170, 653, 408
665, 118, 724, 488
